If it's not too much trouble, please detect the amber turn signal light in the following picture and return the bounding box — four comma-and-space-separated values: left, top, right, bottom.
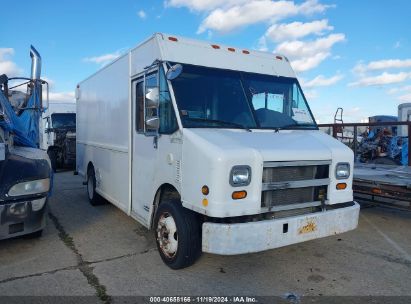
232, 191, 247, 200
336, 183, 347, 190
372, 188, 382, 194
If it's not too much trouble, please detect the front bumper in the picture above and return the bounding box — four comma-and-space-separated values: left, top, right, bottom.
202, 202, 360, 255
0, 199, 47, 240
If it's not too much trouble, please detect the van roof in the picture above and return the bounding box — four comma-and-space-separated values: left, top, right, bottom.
78, 33, 297, 85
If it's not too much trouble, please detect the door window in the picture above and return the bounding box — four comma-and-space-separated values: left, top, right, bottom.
135, 81, 144, 132
135, 67, 178, 134
159, 66, 178, 134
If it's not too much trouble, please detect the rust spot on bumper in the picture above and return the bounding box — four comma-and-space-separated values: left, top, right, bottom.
298, 221, 317, 234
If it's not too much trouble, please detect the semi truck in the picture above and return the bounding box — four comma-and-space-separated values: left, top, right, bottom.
0, 46, 51, 240
76, 33, 360, 269
40, 101, 76, 171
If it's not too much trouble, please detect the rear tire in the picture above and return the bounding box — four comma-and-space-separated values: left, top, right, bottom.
87, 167, 104, 206
154, 201, 202, 269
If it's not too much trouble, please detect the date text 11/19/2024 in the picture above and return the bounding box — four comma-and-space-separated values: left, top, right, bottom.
149, 296, 258, 303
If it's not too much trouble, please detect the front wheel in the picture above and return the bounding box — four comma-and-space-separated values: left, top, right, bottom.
154, 201, 201, 269
47, 150, 57, 172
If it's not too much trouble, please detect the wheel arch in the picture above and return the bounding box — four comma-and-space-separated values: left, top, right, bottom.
150, 183, 181, 229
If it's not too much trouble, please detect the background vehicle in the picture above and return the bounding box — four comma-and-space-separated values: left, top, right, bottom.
40, 101, 76, 171
76, 33, 359, 269
357, 106, 410, 166
0, 46, 52, 240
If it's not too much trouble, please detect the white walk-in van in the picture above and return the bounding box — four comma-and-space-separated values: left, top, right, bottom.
76, 33, 360, 269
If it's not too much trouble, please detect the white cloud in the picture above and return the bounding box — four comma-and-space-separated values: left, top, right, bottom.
399, 93, 411, 102
304, 89, 318, 100
197, 0, 331, 34
0, 48, 14, 60
47, 91, 75, 102
165, 0, 243, 11
289, 52, 329, 72
137, 10, 147, 19
387, 85, 411, 95
257, 36, 268, 52
265, 19, 333, 42
345, 106, 361, 115
353, 58, 411, 74
83, 51, 123, 65
275, 33, 345, 72
386, 85, 411, 102
165, 0, 339, 73
275, 33, 345, 58
302, 74, 343, 88
349, 72, 411, 87
0, 48, 23, 76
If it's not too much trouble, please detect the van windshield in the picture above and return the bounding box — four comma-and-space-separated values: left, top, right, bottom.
170, 64, 317, 130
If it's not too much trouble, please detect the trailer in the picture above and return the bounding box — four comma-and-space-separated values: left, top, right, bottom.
353, 163, 411, 210
76, 33, 359, 269
318, 121, 411, 210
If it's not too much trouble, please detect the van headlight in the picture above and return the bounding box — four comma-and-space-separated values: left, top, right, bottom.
8, 178, 50, 197
335, 163, 350, 179
230, 166, 251, 187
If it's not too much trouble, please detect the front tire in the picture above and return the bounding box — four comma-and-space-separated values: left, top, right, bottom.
154, 201, 201, 269
23, 229, 43, 239
47, 150, 57, 172
87, 167, 104, 206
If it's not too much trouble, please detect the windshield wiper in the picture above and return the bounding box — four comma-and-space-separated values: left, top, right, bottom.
274, 123, 316, 132
183, 117, 252, 131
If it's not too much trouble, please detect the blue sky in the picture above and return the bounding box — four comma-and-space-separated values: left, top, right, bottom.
2, 0, 411, 122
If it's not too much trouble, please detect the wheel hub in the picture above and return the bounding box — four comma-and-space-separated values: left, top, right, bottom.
157, 212, 178, 258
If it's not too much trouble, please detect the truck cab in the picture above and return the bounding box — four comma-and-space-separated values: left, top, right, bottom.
40, 102, 76, 171
77, 33, 360, 269
0, 46, 51, 240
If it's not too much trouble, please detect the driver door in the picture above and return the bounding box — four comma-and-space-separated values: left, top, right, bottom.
131, 70, 159, 223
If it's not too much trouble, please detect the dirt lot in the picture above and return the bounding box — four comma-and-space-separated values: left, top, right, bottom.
1, 171, 411, 302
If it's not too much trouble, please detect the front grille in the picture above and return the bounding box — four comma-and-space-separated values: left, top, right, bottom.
263, 164, 329, 183
261, 161, 330, 211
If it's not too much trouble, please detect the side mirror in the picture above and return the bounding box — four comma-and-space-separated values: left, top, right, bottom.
146, 117, 159, 130
145, 87, 159, 108
166, 64, 183, 80
41, 80, 49, 111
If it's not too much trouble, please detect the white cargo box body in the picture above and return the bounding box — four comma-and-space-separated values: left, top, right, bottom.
76, 33, 298, 215
77, 33, 359, 261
